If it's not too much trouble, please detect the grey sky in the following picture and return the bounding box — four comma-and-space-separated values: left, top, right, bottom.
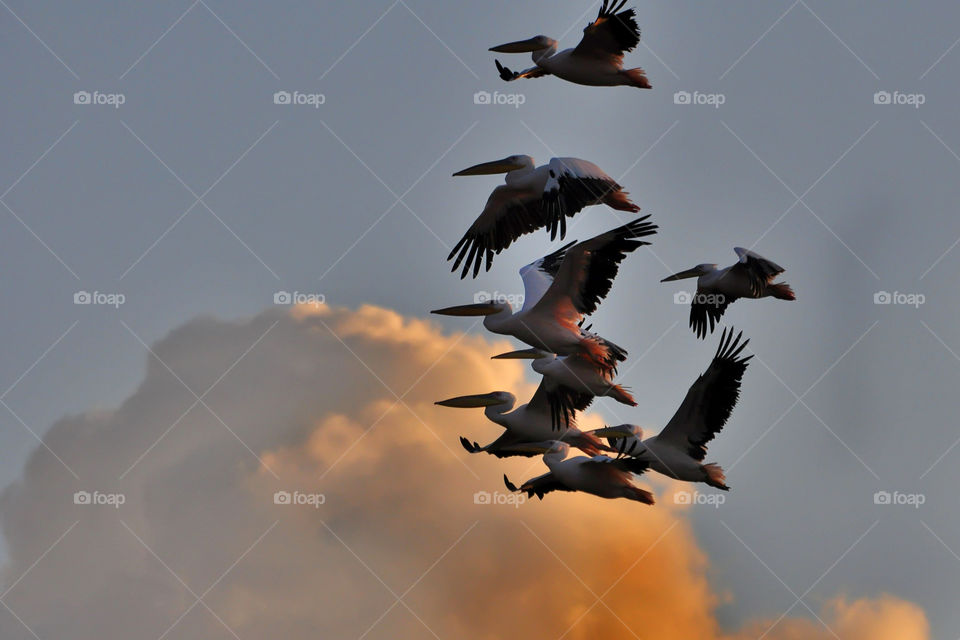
1, 0, 959, 637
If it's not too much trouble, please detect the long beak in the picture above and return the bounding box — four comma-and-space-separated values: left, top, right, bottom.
435, 393, 501, 408
489, 37, 548, 53
431, 302, 501, 317
452, 158, 524, 177
492, 348, 547, 360
591, 426, 631, 439
661, 267, 702, 282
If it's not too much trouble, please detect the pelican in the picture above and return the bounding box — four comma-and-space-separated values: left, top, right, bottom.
433, 216, 657, 370
502, 441, 654, 504
492, 348, 636, 428
662, 247, 796, 339
449, 155, 640, 278
490, 1, 651, 90
591, 329, 752, 491
435, 380, 607, 456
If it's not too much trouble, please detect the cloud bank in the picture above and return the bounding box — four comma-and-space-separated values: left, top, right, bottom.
0, 303, 928, 639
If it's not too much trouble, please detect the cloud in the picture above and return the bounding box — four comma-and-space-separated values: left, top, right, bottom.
0, 303, 928, 639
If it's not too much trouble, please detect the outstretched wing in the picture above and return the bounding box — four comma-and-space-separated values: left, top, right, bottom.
542, 373, 594, 431
531, 215, 657, 319
519, 241, 575, 312
573, 0, 641, 61
528, 378, 577, 431
656, 329, 752, 461
689, 294, 730, 340
496, 59, 551, 81
505, 472, 574, 500
730, 247, 786, 295
448, 185, 550, 279
541, 157, 640, 240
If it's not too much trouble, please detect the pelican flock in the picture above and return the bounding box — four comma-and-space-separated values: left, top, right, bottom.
432, 1, 796, 506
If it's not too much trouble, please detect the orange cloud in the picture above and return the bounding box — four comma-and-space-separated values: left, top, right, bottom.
0, 303, 928, 639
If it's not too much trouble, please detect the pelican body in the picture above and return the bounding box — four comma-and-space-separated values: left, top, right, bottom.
662, 247, 795, 338
503, 441, 654, 504
435, 384, 606, 457
592, 330, 753, 491
449, 154, 639, 278
491, 1, 652, 90
434, 217, 657, 371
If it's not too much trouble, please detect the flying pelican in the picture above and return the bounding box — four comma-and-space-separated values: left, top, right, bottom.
662, 247, 796, 339
433, 216, 657, 370
591, 329, 752, 491
435, 380, 607, 456
502, 440, 654, 504
490, 1, 652, 90
492, 348, 636, 427
449, 155, 640, 278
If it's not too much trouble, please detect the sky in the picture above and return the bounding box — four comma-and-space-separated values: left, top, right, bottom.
0, 0, 958, 637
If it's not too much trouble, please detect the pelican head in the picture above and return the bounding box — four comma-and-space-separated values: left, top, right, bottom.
489, 35, 556, 53
491, 348, 551, 360
453, 155, 534, 177
435, 391, 514, 409
430, 300, 510, 317
661, 264, 717, 282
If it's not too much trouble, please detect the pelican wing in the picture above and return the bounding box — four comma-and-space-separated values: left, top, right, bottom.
731, 247, 786, 295
496, 60, 551, 81
689, 296, 730, 340
585, 455, 651, 476
541, 157, 639, 241
573, 1, 641, 61
656, 329, 752, 461
507, 471, 574, 500
542, 373, 594, 431
448, 185, 551, 279
528, 378, 578, 430
519, 240, 575, 312
530, 215, 657, 318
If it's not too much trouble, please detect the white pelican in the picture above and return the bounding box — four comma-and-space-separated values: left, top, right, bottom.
592, 329, 752, 491
492, 348, 636, 428
449, 155, 640, 278
503, 441, 654, 504
435, 380, 608, 456
433, 216, 657, 370
490, 1, 651, 90
662, 247, 796, 339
